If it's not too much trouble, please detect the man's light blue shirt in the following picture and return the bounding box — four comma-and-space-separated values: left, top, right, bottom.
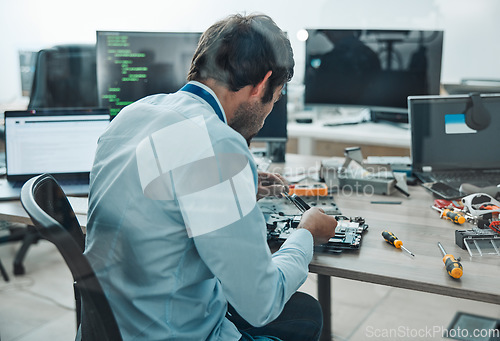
85, 81, 314, 340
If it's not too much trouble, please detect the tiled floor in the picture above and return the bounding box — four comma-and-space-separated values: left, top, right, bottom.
1, 233, 499, 341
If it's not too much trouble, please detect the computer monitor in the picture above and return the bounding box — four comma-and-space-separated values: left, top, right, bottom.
97, 30, 288, 160
253, 87, 287, 143
304, 29, 444, 118
443, 79, 500, 95
28, 45, 99, 109
252, 88, 288, 162
96, 31, 202, 117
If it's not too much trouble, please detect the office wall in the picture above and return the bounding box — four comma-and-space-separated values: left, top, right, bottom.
1, 0, 499, 104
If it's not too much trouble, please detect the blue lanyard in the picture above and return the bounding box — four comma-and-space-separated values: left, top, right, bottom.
180, 83, 226, 124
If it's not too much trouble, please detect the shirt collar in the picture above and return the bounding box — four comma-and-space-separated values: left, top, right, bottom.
180, 81, 227, 124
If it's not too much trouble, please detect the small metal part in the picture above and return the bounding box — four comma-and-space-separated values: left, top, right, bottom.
282, 192, 310, 213
401, 245, 415, 257
437, 242, 446, 256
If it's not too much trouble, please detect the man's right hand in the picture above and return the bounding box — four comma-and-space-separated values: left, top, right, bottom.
298, 207, 337, 245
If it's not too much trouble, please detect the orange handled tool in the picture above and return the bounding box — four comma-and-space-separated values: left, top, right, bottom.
432, 206, 466, 224
442, 209, 466, 224
437, 242, 463, 279
382, 230, 415, 257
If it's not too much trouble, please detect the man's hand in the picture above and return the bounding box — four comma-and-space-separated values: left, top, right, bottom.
257, 171, 289, 201
298, 207, 337, 245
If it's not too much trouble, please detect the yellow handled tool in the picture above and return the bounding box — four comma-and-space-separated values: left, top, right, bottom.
431, 206, 466, 224
441, 208, 466, 224
381, 231, 415, 257
437, 242, 463, 279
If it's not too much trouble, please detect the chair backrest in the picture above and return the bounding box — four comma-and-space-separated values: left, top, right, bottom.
20, 173, 122, 341
28, 44, 99, 109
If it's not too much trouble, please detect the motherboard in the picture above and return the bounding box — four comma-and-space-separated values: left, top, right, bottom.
259, 195, 369, 253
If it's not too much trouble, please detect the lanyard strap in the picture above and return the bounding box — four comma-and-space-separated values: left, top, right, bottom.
180, 83, 226, 123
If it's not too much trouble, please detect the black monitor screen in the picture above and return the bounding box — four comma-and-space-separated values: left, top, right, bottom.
253, 87, 287, 142
304, 29, 444, 111
96, 31, 201, 117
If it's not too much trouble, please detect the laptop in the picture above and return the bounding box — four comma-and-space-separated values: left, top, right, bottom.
443, 79, 500, 95
409, 93, 500, 198
0, 108, 110, 200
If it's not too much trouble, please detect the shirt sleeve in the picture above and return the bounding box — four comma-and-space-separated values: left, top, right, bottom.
177, 137, 314, 327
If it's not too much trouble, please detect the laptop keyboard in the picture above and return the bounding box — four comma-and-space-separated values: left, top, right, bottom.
427, 170, 500, 188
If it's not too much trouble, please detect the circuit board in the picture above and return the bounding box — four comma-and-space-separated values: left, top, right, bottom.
259, 195, 341, 216
259, 196, 369, 253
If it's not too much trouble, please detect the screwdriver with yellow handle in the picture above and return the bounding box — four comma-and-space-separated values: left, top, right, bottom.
431, 206, 466, 225
437, 242, 463, 279
381, 231, 415, 257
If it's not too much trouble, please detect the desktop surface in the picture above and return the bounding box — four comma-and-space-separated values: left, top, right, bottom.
270, 154, 500, 305
2, 169, 498, 303
287, 118, 411, 157
288, 120, 410, 148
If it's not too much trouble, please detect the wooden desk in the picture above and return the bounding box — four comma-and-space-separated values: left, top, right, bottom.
313, 186, 500, 340
313, 186, 500, 305
0, 197, 87, 228
272, 154, 500, 340
2, 156, 499, 341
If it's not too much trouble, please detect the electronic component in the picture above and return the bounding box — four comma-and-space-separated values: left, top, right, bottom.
337, 147, 410, 197
260, 195, 368, 253
455, 229, 500, 257
266, 214, 368, 253
259, 195, 341, 216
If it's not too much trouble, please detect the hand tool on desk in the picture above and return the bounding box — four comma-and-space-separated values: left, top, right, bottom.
437, 242, 463, 279
282, 191, 311, 213
381, 230, 415, 257
289, 183, 329, 197
432, 206, 467, 224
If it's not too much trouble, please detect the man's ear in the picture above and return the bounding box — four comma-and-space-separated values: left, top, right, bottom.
250, 70, 272, 99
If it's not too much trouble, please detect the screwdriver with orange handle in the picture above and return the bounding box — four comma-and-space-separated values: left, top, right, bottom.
437, 242, 463, 279
381, 231, 415, 257
431, 206, 466, 224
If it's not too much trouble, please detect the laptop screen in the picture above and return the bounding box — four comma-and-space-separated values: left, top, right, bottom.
5, 109, 110, 179
409, 94, 500, 172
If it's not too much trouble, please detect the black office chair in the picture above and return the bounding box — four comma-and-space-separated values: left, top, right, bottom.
20, 173, 122, 341
28, 44, 99, 109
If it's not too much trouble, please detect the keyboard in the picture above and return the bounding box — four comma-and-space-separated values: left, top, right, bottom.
417, 170, 500, 189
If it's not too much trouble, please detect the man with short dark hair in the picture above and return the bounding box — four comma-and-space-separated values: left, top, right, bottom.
85, 13, 337, 340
